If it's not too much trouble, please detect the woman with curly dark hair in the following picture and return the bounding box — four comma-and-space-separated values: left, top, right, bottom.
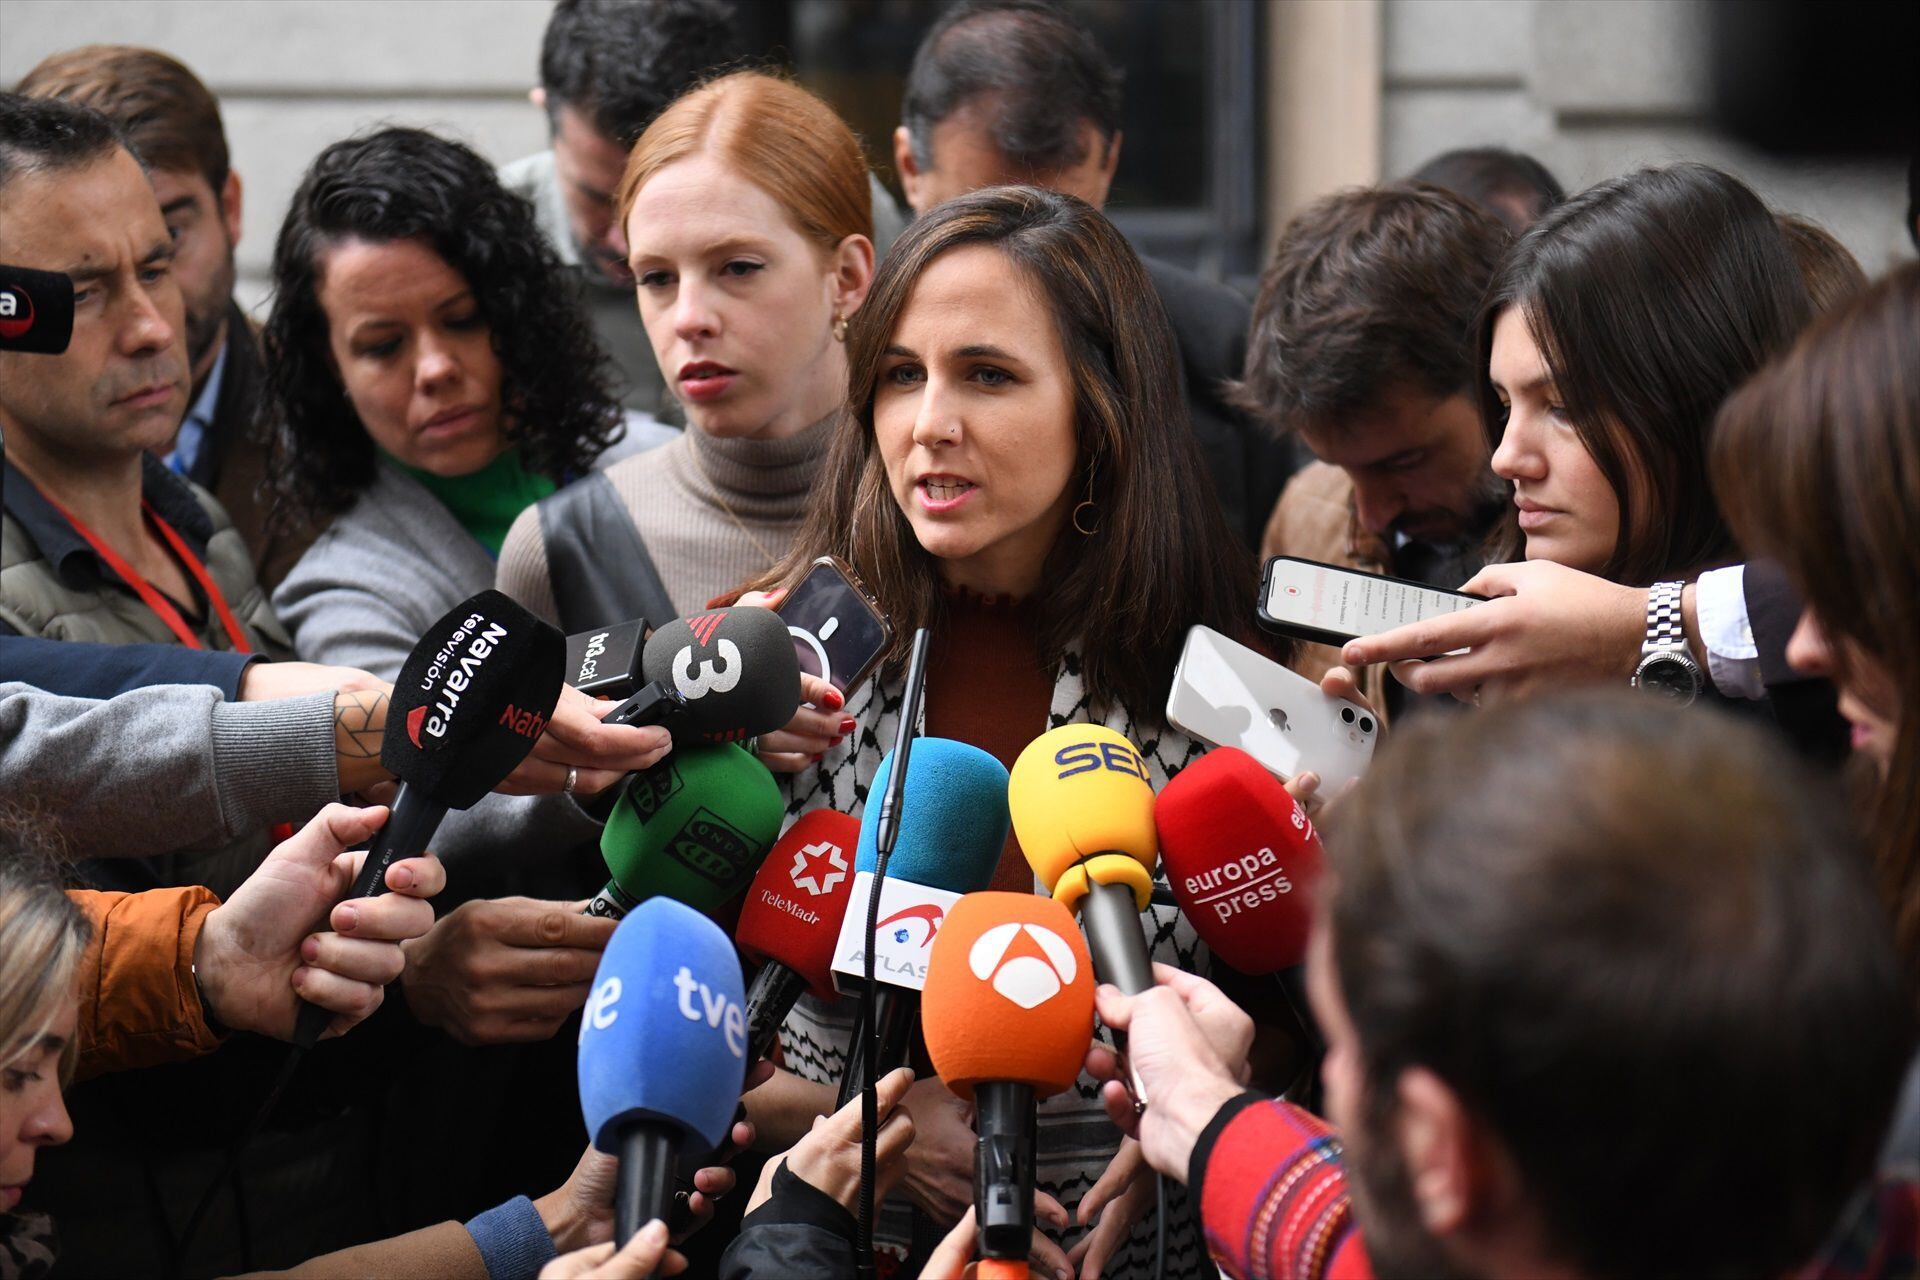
265, 126, 631, 677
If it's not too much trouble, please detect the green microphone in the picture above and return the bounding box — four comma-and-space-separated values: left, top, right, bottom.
585, 743, 786, 918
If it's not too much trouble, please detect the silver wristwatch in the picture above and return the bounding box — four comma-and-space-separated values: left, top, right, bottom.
1632, 580, 1703, 705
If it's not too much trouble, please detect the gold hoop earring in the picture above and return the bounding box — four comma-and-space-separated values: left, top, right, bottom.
1072, 500, 1099, 536
832, 313, 849, 342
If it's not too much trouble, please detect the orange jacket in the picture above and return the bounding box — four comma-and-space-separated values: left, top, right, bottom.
69, 887, 225, 1082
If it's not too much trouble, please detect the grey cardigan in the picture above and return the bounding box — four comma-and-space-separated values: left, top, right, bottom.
273, 462, 603, 895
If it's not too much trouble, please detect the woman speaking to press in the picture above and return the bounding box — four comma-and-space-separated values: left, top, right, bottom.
747, 186, 1290, 1279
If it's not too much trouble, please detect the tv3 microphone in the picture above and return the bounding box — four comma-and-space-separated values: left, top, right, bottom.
0, 265, 74, 355
584, 743, 785, 920
601, 607, 801, 742
291, 590, 563, 1049
579, 896, 748, 1248
565, 617, 650, 699
736, 809, 864, 1067
829, 738, 1008, 1107
924, 892, 1095, 1278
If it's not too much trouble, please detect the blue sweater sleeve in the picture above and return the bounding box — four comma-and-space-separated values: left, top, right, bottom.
0, 635, 258, 700
463, 1195, 557, 1280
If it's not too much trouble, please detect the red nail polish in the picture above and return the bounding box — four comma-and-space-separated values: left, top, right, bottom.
839, 717, 857, 735
824, 687, 844, 710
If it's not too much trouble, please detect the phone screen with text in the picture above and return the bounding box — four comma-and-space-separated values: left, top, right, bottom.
1266, 559, 1476, 640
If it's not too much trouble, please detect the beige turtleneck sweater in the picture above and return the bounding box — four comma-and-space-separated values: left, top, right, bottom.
496, 414, 837, 624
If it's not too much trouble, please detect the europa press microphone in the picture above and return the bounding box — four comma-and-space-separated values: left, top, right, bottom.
579, 896, 749, 1249
602, 607, 801, 740
293, 590, 563, 1049
829, 738, 1009, 1108
584, 743, 785, 919
924, 892, 1095, 1280
0, 265, 74, 355
736, 809, 864, 1067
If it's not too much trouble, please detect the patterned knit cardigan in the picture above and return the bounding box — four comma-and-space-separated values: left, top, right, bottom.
774, 649, 1215, 1279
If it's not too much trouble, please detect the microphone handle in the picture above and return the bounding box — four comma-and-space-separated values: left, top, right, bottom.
743, 961, 810, 1068
1079, 879, 1154, 994
582, 881, 639, 919
291, 781, 448, 1049
974, 1081, 1037, 1263
834, 986, 917, 1109
614, 1119, 680, 1248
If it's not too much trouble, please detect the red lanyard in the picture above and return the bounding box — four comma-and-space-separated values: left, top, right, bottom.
47, 494, 252, 653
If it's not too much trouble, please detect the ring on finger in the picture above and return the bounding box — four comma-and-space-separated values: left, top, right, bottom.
563, 766, 579, 795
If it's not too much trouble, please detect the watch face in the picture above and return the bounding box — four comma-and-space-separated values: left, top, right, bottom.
1637, 655, 1701, 705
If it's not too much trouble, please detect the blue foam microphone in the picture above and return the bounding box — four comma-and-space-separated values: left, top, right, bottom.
579, 896, 748, 1247
831, 738, 1009, 1106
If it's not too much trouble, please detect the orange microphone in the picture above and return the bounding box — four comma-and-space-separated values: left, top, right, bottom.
924, 892, 1095, 1277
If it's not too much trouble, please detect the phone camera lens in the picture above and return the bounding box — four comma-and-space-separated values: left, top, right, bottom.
1340, 707, 1356, 724
1360, 715, 1375, 734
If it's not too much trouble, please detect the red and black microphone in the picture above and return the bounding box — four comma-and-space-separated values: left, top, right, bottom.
0, 265, 74, 355
735, 809, 863, 1069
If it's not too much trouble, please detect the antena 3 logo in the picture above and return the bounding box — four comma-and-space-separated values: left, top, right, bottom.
0, 285, 34, 340
968, 922, 1079, 1010
670, 612, 742, 701
408, 611, 509, 748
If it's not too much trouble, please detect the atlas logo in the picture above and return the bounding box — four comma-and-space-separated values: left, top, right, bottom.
877, 902, 943, 948
968, 922, 1079, 1010
789, 840, 848, 897
670, 611, 741, 702
0, 285, 33, 340
668, 808, 758, 886
1054, 740, 1150, 782
412, 612, 507, 745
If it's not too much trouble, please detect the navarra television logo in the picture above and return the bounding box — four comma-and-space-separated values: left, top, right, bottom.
408, 610, 507, 747
967, 921, 1079, 1010
789, 839, 848, 897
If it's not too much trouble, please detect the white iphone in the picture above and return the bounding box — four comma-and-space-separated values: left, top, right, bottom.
1166, 624, 1378, 793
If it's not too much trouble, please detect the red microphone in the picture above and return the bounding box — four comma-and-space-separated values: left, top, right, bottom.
737, 809, 863, 1066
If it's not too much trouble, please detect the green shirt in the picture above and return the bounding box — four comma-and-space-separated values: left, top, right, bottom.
388, 448, 556, 558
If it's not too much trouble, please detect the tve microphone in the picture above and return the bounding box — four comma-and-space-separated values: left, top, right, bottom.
579, 896, 748, 1248
1156, 746, 1324, 975
1009, 725, 1160, 997
585, 743, 785, 919
736, 809, 863, 1066
566, 617, 649, 698
925, 892, 1095, 1274
603, 607, 801, 743
830, 739, 1009, 1104
293, 590, 563, 1047
0, 265, 74, 355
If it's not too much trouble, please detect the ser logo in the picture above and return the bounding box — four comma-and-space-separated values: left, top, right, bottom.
1053, 740, 1149, 781
789, 839, 848, 897
968, 922, 1079, 1010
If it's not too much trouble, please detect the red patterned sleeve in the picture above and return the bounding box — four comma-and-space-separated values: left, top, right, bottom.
1190, 1093, 1373, 1280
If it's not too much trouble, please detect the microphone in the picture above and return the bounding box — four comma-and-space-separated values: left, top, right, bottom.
603, 607, 801, 743
830, 739, 1009, 1105
566, 617, 650, 699
736, 809, 863, 1067
579, 896, 749, 1248
0, 265, 74, 355
924, 892, 1095, 1275
293, 590, 563, 1048
1155, 746, 1324, 975
584, 743, 786, 920
1008, 725, 1161, 997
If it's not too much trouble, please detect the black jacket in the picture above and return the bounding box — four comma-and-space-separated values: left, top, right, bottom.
1744, 558, 1849, 763
719, 1165, 860, 1279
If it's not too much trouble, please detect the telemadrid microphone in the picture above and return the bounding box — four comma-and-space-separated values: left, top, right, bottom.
831, 738, 1009, 1107
0, 265, 74, 355
602, 607, 801, 742
579, 896, 749, 1248
293, 590, 563, 1048
924, 892, 1095, 1278
584, 743, 786, 919
736, 809, 864, 1067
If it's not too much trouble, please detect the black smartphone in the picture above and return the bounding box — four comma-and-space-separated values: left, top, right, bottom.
1257, 555, 1482, 649
775, 556, 893, 699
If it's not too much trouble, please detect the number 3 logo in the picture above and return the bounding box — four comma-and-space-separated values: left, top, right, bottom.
671, 638, 742, 700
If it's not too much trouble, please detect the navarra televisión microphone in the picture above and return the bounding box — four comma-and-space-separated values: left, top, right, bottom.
584, 743, 785, 920
925, 892, 1095, 1277
736, 809, 864, 1067
579, 896, 749, 1248
601, 606, 801, 742
291, 592, 563, 1046
830, 738, 1009, 1105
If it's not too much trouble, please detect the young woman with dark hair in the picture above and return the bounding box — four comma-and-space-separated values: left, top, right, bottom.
1479, 162, 1811, 588
744, 184, 1298, 1280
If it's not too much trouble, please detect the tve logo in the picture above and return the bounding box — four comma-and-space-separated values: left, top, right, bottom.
673, 966, 747, 1058
968, 922, 1080, 1010
583, 975, 623, 1033
789, 839, 848, 897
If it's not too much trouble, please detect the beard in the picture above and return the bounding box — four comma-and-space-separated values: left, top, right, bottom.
183, 252, 237, 373
1345, 1101, 1479, 1280
1388, 470, 1511, 547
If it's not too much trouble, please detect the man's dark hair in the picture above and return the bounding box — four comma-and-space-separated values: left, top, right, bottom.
1906, 145, 1918, 253
1330, 693, 1916, 1280
538, 0, 746, 147
15, 45, 230, 196
901, 0, 1122, 174
1227, 182, 1509, 435
0, 91, 128, 198
1408, 146, 1564, 235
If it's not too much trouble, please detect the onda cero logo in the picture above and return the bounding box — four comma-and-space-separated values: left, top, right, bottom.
877, 902, 942, 948
669, 612, 741, 701
0, 285, 34, 340
788, 839, 848, 897
407, 612, 507, 748
968, 921, 1079, 1010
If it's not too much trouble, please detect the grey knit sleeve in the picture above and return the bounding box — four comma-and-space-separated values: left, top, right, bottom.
496, 504, 561, 629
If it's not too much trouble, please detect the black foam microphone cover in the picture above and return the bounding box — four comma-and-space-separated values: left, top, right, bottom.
0, 265, 75, 355
383, 590, 568, 807
641, 606, 802, 743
